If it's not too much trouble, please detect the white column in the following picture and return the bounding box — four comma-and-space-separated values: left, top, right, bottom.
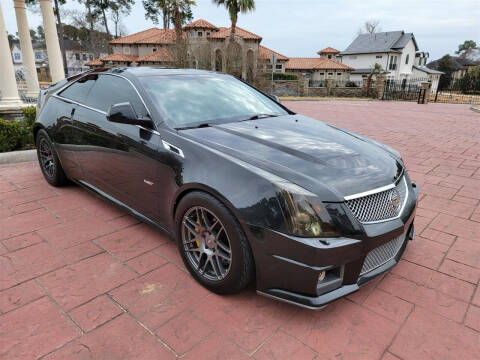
14, 0, 39, 97
39, 0, 64, 83
0, 1, 22, 105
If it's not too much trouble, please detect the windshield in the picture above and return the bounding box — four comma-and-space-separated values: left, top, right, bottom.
141, 74, 289, 128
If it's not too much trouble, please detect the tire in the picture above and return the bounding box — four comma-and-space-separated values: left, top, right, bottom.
175, 191, 254, 294
36, 129, 67, 187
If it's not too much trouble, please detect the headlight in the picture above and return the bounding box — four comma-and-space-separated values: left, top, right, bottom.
278, 188, 338, 238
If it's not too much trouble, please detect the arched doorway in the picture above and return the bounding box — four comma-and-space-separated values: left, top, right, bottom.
215, 49, 223, 72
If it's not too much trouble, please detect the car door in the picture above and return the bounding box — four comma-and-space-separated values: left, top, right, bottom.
53, 75, 97, 180
71, 74, 163, 222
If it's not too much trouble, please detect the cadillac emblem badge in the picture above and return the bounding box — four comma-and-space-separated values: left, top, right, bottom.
389, 190, 401, 212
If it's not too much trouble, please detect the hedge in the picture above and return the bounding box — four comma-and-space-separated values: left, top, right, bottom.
0, 106, 36, 153
272, 73, 298, 80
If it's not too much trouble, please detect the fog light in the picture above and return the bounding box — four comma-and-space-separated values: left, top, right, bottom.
316, 266, 344, 296
318, 271, 326, 281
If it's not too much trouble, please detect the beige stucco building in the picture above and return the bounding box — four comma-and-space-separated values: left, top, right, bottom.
88, 19, 262, 82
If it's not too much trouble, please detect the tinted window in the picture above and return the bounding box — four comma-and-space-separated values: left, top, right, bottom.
59, 75, 96, 103
85, 75, 148, 117
141, 75, 288, 127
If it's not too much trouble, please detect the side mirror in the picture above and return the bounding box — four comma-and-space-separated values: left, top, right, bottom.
107, 102, 152, 127
269, 94, 280, 103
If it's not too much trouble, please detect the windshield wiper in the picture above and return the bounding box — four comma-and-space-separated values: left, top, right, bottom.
240, 113, 280, 121
175, 122, 213, 130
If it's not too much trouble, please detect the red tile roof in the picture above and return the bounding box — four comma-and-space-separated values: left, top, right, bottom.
110, 28, 176, 45
184, 19, 218, 30
317, 47, 340, 54
258, 45, 288, 61
208, 26, 262, 40
85, 58, 103, 66
136, 48, 173, 63
100, 54, 138, 63
286, 58, 353, 70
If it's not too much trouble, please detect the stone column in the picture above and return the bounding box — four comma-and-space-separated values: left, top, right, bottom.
0, 1, 22, 105
419, 82, 431, 104
241, 48, 247, 80
14, 0, 39, 97
375, 74, 386, 99
39, 0, 64, 83
326, 78, 334, 95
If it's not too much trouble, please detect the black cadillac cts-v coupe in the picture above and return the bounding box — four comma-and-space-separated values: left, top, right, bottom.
34, 67, 418, 309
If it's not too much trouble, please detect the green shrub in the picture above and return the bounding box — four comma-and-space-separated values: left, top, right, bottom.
22, 106, 36, 126
0, 118, 34, 153
272, 72, 298, 80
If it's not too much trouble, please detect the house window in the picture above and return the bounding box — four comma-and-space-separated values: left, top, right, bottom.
405, 54, 409, 64
206, 32, 210, 36
266, 64, 272, 70
376, 55, 382, 58
82, 54, 87, 60
319, 72, 324, 75
276, 64, 282, 70
349, 56, 357, 59
389, 56, 397, 70
328, 54, 332, 59
35, 52, 42, 60
197, 31, 202, 37
152, 48, 157, 52
75, 53, 80, 60
362, 75, 368, 78
89, 55, 93, 60
337, 73, 342, 76
14, 53, 21, 61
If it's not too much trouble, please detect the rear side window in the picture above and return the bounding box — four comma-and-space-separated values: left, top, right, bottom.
85, 75, 148, 117
59, 75, 96, 103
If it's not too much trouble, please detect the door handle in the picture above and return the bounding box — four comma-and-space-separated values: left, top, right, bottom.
67, 107, 75, 124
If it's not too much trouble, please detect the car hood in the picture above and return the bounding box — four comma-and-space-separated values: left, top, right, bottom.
180, 115, 403, 201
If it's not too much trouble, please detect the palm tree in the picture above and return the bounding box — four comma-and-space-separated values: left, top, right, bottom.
172, 0, 196, 67
212, 0, 255, 40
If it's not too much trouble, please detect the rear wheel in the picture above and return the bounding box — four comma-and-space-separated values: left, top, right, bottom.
175, 191, 254, 294
36, 129, 67, 186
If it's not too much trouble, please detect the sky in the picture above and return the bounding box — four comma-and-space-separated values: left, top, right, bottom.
3, 0, 480, 60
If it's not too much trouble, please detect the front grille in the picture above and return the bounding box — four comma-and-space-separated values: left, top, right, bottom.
360, 233, 405, 275
345, 177, 408, 223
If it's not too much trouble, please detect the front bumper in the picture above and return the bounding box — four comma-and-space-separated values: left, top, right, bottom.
249, 183, 418, 310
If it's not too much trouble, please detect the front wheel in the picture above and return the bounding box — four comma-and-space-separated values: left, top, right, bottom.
175, 191, 254, 294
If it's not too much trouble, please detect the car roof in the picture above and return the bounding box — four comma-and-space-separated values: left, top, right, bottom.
94, 66, 220, 78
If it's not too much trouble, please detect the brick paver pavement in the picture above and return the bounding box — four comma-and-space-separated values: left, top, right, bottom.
1, 100, 480, 359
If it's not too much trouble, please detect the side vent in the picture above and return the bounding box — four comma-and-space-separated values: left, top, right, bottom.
162, 140, 184, 158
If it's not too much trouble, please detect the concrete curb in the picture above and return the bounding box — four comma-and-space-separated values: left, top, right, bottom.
0, 149, 37, 165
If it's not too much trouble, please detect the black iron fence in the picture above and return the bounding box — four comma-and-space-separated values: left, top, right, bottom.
434, 76, 480, 104
383, 78, 428, 101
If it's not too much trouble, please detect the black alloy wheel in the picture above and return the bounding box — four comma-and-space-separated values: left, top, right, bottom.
181, 206, 232, 281
175, 191, 254, 294
36, 129, 67, 186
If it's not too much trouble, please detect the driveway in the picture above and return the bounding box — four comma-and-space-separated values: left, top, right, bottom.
1, 100, 479, 359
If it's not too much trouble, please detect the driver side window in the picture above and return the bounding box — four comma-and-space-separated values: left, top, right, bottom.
85, 75, 148, 118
